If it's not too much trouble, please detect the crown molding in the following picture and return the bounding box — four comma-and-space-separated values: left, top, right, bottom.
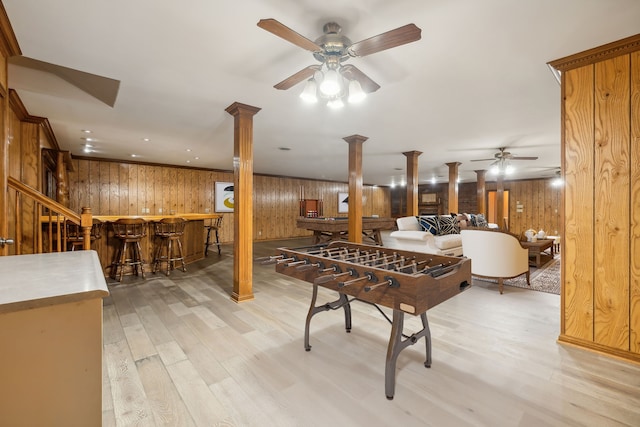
548, 33, 640, 72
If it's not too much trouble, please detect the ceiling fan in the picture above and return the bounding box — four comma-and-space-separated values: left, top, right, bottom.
257, 19, 421, 106
470, 147, 539, 175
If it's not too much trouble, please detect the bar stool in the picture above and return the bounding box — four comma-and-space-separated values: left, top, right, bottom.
152, 217, 187, 276
204, 216, 223, 256
66, 218, 103, 251
110, 218, 147, 282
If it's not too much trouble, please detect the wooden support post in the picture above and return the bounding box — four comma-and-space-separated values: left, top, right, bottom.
475, 170, 487, 215
446, 162, 461, 213
403, 151, 422, 216
225, 102, 261, 303
497, 174, 504, 229
343, 135, 368, 243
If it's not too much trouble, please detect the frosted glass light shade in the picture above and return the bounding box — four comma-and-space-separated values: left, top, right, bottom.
299, 79, 318, 103
319, 69, 340, 96
327, 98, 344, 109
348, 79, 366, 103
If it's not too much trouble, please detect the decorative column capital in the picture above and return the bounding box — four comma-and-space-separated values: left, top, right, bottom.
225, 102, 261, 117
343, 134, 369, 145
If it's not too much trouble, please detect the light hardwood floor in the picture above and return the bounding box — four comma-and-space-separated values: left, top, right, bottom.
102, 237, 640, 426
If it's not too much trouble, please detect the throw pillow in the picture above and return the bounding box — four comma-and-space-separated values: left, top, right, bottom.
418, 215, 439, 235
469, 213, 478, 227
438, 215, 459, 235
476, 213, 488, 228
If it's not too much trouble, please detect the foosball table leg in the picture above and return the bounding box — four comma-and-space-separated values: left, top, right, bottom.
304, 284, 352, 351
385, 310, 432, 400
421, 312, 432, 368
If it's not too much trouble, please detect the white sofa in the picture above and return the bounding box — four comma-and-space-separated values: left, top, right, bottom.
384, 216, 464, 256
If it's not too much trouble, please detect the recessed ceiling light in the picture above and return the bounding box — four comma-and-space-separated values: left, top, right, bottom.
81, 129, 92, 133
186, 160, 191, 163
81, 137, 94, 142
142, 138, 150, 142
186, 148, 192, 152
131, 154, 137, 158
194, 157, 199, 160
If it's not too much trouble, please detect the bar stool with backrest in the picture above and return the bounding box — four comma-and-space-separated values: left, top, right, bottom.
204, 216, 223, 256
110, 218, 147, 282
66, 218, 103, 251
152, 217, 187, 276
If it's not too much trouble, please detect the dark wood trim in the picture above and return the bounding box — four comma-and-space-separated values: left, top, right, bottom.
8, 89, 60, 150
0, 3, 21, 58
548, 33, 640, 72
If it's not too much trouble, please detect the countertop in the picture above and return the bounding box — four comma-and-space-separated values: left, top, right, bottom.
93, 213, 221, 222
0, 251, 109, 314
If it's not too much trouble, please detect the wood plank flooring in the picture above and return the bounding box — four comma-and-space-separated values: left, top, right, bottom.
102, 237, 640, 426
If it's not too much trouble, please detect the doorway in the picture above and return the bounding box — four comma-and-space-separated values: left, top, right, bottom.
487, 190, 509, 229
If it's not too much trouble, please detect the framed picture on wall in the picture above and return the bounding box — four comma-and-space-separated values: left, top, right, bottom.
338, 192, 349, 213
215, 182, 234, 212
421, 193, 438, 204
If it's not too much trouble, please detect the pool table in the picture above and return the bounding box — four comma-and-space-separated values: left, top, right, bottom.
296, 216, 396, 245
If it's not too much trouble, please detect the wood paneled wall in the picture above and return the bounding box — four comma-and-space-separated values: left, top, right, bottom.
550, 33, 640, 362
411, 179, 561, 235
67, 158, 391, 243
498, 179, 562, 236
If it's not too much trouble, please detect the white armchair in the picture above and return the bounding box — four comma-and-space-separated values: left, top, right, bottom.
460, 229, 530, 294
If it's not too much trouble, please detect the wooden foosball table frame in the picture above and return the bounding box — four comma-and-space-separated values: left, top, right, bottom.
262, 241, 472, 399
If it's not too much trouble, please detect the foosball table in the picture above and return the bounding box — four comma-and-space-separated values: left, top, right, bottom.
259, 241, 472, 399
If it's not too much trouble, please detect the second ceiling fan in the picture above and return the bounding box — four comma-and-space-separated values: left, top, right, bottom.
471, 147, 539, 175
257, 18, 421, 107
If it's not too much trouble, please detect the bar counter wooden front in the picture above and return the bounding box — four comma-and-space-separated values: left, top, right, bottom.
89, 213, 220, 276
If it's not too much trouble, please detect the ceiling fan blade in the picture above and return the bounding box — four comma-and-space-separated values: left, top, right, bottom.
511, 156, 539, 160
257, 19, 322, 52
348, 23, 421, 57
274, 65, 320, 90
340, 64, 380, 93
470, 158, 496, 162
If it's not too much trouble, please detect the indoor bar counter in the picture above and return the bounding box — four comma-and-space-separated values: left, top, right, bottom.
92, 213, 221, 276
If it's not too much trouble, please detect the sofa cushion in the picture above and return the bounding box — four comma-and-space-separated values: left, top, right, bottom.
418, 215, 439, 235
438, 215, 459, 235
476, 213, 488, 227
389, 230, 432, 241
433, 234, 462, 250
396, 216, 422, 231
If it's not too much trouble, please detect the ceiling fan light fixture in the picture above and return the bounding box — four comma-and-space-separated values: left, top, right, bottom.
300, 78, 318, 103
319, 68, 341, 96
347, 79, 366, 103
505, 164, 515, 175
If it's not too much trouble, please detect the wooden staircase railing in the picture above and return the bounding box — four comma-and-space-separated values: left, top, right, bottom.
7, 176, 93, 254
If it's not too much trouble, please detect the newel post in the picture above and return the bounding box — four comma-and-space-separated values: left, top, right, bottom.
80, 207, 93, 250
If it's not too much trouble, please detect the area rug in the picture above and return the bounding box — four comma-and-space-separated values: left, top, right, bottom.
473, 257, 561, 295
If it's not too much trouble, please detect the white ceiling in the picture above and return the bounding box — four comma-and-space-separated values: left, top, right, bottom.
3, 0, 640, 186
